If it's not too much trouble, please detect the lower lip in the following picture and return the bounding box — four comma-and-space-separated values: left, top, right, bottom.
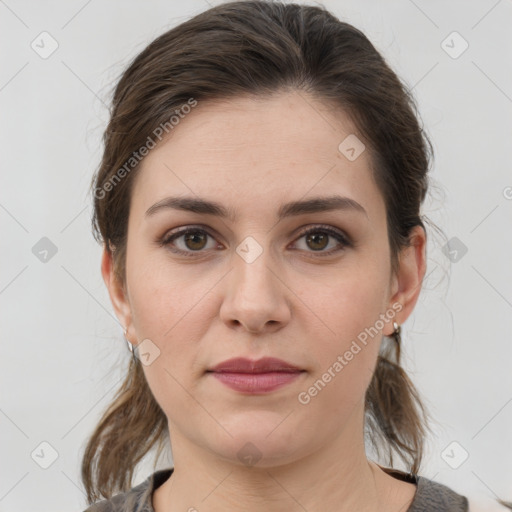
210, 371, 304, 393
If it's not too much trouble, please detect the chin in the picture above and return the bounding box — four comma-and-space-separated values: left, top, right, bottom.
203, 416, 308, 468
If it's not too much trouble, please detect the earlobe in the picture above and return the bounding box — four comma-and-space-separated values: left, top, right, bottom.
386, 225, 427, 333
101, 245, 132, 331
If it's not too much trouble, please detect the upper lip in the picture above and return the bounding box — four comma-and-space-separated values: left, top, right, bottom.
208, 357, 303, 373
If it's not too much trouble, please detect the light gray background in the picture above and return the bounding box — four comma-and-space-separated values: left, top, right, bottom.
1, 1, 511, 511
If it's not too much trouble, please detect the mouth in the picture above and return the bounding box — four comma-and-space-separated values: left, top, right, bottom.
206, 357, 306, 393
209, 371, 305, 393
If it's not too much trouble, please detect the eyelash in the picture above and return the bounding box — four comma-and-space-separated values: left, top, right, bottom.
159, 224, 352, 258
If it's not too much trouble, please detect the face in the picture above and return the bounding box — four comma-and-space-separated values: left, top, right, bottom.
105, 90, 424, 468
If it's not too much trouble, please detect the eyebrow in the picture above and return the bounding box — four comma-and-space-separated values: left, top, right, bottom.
145, 194, 368, 221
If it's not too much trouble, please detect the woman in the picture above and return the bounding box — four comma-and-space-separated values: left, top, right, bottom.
80, 1, 511, 511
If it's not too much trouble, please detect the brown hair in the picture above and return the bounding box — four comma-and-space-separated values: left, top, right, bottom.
82, 1, 512, 509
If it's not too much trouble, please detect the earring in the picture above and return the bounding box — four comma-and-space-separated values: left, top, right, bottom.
124, 326, 136, 359
391, 321, 401, 345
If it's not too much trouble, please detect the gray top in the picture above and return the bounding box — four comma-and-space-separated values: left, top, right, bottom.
83, 467, 469, 512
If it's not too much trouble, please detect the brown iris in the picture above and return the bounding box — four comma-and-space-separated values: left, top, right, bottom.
184, 231, 208, 250
306, 232, 328, 251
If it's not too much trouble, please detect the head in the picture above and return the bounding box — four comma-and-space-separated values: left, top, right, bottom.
83, 0, 433, 503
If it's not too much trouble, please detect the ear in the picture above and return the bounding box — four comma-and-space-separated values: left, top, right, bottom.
101, 245, 133, 340
384, 225, 427, 336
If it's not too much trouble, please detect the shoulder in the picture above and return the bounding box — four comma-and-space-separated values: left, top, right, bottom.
82, 469, 173, 512
409, 476, 512, 512
408, 475, 469, 512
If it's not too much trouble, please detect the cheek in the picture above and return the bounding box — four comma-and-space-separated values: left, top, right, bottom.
125, 246, 228, 381
127, 260, 213, 423
295, 284, 386, 433
126, 247, 215, 338
307, 261, 390, 345
300, 263, 389, 398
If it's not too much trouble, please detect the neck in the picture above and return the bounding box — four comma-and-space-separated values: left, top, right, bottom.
154, 408, 395, 512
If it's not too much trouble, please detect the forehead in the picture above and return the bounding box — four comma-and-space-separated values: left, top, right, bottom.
131, 91, 385, 223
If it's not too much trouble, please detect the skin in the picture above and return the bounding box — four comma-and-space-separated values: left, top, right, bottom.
102, 90, 426, 512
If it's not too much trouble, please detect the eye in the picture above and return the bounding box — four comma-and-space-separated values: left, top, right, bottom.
291, 225, 351, 256
160, 226, 219, 256
159, 224, 351, 257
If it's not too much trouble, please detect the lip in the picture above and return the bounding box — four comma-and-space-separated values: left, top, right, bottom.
207, 357, 305, 394
208, 357, 302, 373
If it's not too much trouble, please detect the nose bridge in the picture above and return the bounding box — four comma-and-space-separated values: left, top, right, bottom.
220, 234, 290, 332
232, 235, 276, 295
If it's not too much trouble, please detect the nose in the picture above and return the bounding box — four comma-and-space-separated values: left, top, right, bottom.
219, 243, 291, 334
